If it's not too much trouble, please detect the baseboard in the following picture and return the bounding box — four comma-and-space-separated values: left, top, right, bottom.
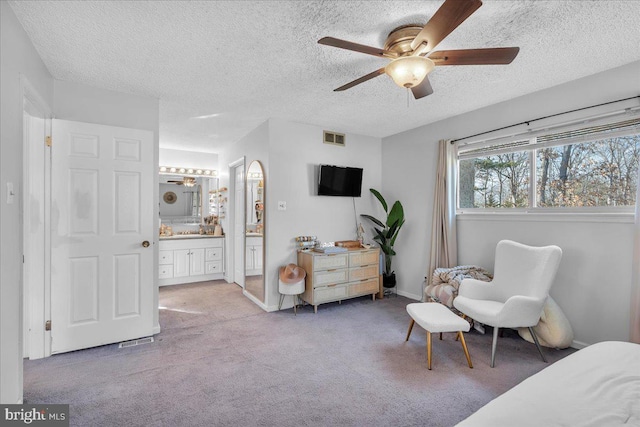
396, 289, 421, 301
243, 290, 269, 312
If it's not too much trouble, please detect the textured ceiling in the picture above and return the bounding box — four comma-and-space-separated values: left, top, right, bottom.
9, 1, 640, 154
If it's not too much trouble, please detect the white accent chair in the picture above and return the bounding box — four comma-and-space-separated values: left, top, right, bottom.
453, 240, 562, 368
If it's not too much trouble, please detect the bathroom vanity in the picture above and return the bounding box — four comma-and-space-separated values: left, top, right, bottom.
158, 235, 225, 286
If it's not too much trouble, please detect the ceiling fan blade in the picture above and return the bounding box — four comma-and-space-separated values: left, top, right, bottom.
334, 68, 386, 92
318, 37, 397, 58
411, 76, 434, 99
430, 47, 520, 65
410, 0, 483, 53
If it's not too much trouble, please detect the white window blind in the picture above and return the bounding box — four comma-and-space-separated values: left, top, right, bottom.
458, 113, 640, 160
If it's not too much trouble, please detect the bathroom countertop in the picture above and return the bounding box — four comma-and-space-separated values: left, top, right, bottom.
159, 234, 224, 240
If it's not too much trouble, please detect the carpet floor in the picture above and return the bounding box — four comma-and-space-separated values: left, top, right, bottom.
24, 281, 575, 426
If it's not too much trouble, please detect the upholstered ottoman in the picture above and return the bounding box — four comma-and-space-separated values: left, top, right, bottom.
405, 302, 473, 370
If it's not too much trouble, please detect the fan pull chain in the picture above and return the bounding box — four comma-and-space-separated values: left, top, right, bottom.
406, 87, 410, 108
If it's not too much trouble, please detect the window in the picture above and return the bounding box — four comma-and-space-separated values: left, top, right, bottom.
457, 117, 640, 210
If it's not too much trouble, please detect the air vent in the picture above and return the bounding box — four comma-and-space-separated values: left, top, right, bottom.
118, 336, 154, 349
323, 130, 345, 147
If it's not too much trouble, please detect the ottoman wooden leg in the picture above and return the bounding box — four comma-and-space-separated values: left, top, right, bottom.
458, 331, 473, 369
427, 331, 432, 370
405, 319, 415, 341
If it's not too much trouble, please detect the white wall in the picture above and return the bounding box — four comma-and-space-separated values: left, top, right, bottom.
159, 148, 218, 171
0, 0, 54, 404
382, 61, 640, 346
219, 118, 382, 309
266, 119, 382, 309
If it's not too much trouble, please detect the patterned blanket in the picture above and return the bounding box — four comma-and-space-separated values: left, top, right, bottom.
424, 265, 493, 308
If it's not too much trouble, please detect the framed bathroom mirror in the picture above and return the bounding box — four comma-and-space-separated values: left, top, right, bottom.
245, 161, 265, 302
159, 174, 218, 224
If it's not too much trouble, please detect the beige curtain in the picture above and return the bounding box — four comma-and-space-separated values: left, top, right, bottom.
426, 139, 458, 300
631, 167, 640, 344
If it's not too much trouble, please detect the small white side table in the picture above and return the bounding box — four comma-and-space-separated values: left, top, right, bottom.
278, 278, 305, 315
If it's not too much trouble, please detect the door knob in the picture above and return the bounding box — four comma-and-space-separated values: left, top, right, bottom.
142, 240, 150, 248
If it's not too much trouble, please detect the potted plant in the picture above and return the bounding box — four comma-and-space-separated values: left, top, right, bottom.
361, 188, 405, 288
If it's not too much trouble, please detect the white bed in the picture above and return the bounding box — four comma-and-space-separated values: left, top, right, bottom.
456, 341, 640, 426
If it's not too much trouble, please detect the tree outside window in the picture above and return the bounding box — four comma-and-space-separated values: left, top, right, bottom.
458, 133, 639, 209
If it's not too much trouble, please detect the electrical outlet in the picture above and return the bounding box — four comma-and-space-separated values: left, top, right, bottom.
278, 201, 286, 211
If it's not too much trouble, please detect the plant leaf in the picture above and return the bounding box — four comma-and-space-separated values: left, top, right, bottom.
387, 201, 404, 228
360, 214, 384, 228
390, 219, 405, 246
370, 188, 388, 213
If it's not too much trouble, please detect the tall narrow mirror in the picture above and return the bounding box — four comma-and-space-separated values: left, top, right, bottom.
245, 161, 264, 302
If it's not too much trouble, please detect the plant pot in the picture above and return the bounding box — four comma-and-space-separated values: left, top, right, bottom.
383, 273, 396, 288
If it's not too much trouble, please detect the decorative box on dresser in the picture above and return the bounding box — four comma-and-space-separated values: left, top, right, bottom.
297, 247, 380, 313
159, 236, 224, 286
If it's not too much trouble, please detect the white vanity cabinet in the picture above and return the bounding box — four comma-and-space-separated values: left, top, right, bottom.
159, 236, 224, 286
245, 236, 263, 276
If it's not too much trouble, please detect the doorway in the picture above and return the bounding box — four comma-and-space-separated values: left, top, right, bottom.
22, 76, 52, 360
231, 159, 245, 288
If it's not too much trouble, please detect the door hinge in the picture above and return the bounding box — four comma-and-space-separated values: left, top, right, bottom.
45, 136, 52, 147
45, 320, 51, 331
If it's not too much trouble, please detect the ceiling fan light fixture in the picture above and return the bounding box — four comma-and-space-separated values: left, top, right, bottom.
384, 56, 435, 88
183, 177, 196, 187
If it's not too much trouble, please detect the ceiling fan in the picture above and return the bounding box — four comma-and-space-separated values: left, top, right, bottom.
167, 177, 197, 187
318, 0, 519, 99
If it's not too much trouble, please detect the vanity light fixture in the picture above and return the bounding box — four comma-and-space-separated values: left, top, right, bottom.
159, 166, 218, 177
247, 172, 263, 179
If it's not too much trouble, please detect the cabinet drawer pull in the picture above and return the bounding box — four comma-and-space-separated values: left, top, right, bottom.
328, 284, 337, 287
327, 269, 337, 272
360, 278, 369, 282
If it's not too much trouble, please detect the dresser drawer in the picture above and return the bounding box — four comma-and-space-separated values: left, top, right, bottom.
315, 284, 349, 304
349, 278, 379, 297
206, 261, 222, 274
313, 269, 348, 287
348, 265, 378, 281
205, 247, 223, 262
349, 250, 379, 267
158, 264, 174, 279
159, 250, 174, 265
313, 253, 348, 271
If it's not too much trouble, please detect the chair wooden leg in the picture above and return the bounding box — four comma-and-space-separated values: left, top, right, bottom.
528, 326, 548, 363
427, 331, 432, 370
405, 319, 415, 341
458, 331, 473, 368
491, 327, 499, 368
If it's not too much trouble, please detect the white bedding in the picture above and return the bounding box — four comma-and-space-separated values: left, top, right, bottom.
456, 341, 640, 426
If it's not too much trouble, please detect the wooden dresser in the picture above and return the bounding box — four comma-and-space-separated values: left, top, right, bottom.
297, 247, 380, 313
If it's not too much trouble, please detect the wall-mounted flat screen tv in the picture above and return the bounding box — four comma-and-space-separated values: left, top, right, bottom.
318, 164, 363, 197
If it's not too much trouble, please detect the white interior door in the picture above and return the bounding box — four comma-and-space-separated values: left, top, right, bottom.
51, 119, 154, 354
234, 164, 245, 287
